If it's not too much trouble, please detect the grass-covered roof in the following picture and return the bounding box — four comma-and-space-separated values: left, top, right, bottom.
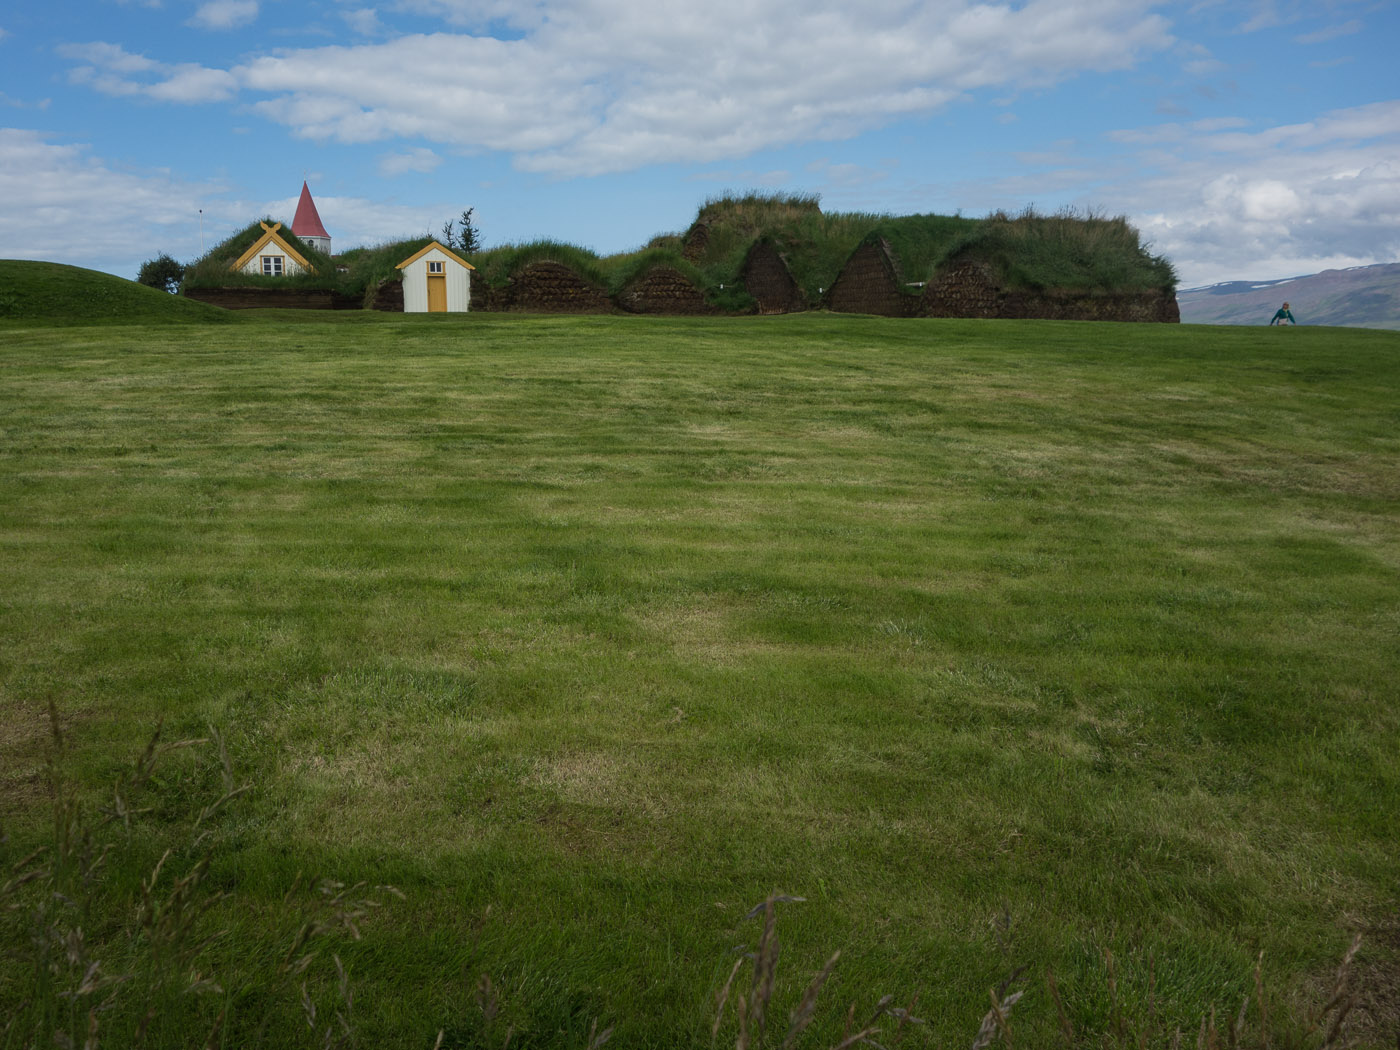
174, 193, 1176, 311
181, 221, 436, 305
182, 219, 335, 291
937, 208, 1179, 293
679, 195, 1175, 301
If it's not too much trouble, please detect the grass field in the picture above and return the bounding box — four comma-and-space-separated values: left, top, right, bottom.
1, 312, 1397, 1049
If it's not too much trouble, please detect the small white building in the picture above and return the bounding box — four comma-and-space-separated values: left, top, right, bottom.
231, 222, 315, 278
397, 241, 475, 313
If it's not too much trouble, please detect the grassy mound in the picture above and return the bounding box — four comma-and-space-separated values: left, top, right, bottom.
939, 208, 1178, 292
335, 235, 437, 306
682, 195, 888, 302
678, 195, 1172, 302
471, 239, 610, 290
0, 259, 233, 325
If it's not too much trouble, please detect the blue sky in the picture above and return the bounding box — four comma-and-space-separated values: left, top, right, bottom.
2, 0, 1397, 286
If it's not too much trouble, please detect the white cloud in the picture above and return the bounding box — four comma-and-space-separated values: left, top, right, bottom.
1107, 115, 1249, 144
895, 97, 1400, 286
188, 0, 259, 30
341, 7, 384, 35
392, 0, 550, 31
0, 127, 463, 276
1294, 19, 1361, 44
60, 0, 1174, 176
377, 146, 443, 176
1183, 56, 1227, 76
59, 43, 239, 102
61, 41, 158, 74
146, 64, 241, 102
0, 128, 220, 276
804, 158, 891, 189
262, 191, 448, 246
1101, 103, 1400, 284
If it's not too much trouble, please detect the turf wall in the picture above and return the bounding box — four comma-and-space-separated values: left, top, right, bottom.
183, 288, 362, 310
922, 261, 1180, 322
740, 241, 806, 314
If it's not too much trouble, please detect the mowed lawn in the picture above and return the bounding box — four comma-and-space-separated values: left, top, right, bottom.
1, 312, 1397, 1048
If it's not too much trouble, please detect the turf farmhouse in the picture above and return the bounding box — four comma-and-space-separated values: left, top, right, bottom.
1, 310, 1397, 1049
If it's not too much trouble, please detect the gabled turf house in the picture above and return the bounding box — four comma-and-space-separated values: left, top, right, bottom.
178, 191, 1177, 320
739, 238, 805, 314
230, 221, 316, 279
825, 235, 910, 317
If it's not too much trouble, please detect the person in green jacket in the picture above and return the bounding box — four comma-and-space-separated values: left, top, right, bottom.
1270, 301, 1296, 325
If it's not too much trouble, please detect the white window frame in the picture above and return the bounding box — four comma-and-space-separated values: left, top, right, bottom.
262, 255, 284, 276
427, 260, 445, 275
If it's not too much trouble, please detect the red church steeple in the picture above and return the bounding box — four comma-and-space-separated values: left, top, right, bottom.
291, 182, 331, 254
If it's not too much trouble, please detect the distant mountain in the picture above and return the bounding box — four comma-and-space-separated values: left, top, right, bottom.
1177, 262, 1400, 330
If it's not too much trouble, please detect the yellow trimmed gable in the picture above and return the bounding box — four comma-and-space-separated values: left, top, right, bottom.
396, 240, 476, 271
231, 222, 316, 275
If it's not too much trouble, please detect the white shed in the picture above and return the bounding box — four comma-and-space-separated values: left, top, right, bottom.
231, 222, 315, 278
397, 241, 475, 313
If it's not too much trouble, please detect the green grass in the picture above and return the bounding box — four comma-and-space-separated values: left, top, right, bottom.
335, 235, 438, 304
470, 240, 610, 291
945, 208, 1178, 292
1, 313, 1397, 1049
680, 196, 1165, 300
0, 260, 235, 325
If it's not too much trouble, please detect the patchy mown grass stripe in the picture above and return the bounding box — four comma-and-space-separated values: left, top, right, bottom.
1, 313, 1397, 1049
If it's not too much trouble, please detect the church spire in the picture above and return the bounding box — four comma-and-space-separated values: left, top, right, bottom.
291, 181, 331, 254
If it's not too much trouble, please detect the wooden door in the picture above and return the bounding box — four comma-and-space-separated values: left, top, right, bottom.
427, 275, 447, 312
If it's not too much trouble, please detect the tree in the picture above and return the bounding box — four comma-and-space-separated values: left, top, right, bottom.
137, 253, 185, 294
440, 208, 480, 255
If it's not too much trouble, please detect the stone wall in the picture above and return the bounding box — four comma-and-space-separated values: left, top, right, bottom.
681, 222, 711, 262
616, 266, 713, 315
921, 261, 1180, 322
183, 287, 362, 311
826, 239, 914, 317
920, 262, 1001, 319
740, 240, 805, 314
494, 262, 613, 313
368, 278, 404, 312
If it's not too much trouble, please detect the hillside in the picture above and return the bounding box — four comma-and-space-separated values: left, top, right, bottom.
0, 259, 233, 325
1178, 262, 1400, 329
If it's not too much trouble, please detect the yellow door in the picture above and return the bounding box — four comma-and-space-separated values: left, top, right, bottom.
427, 275, 447, 312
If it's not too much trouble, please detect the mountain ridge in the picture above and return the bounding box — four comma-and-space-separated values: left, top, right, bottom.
1177, 261, 1400, 329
